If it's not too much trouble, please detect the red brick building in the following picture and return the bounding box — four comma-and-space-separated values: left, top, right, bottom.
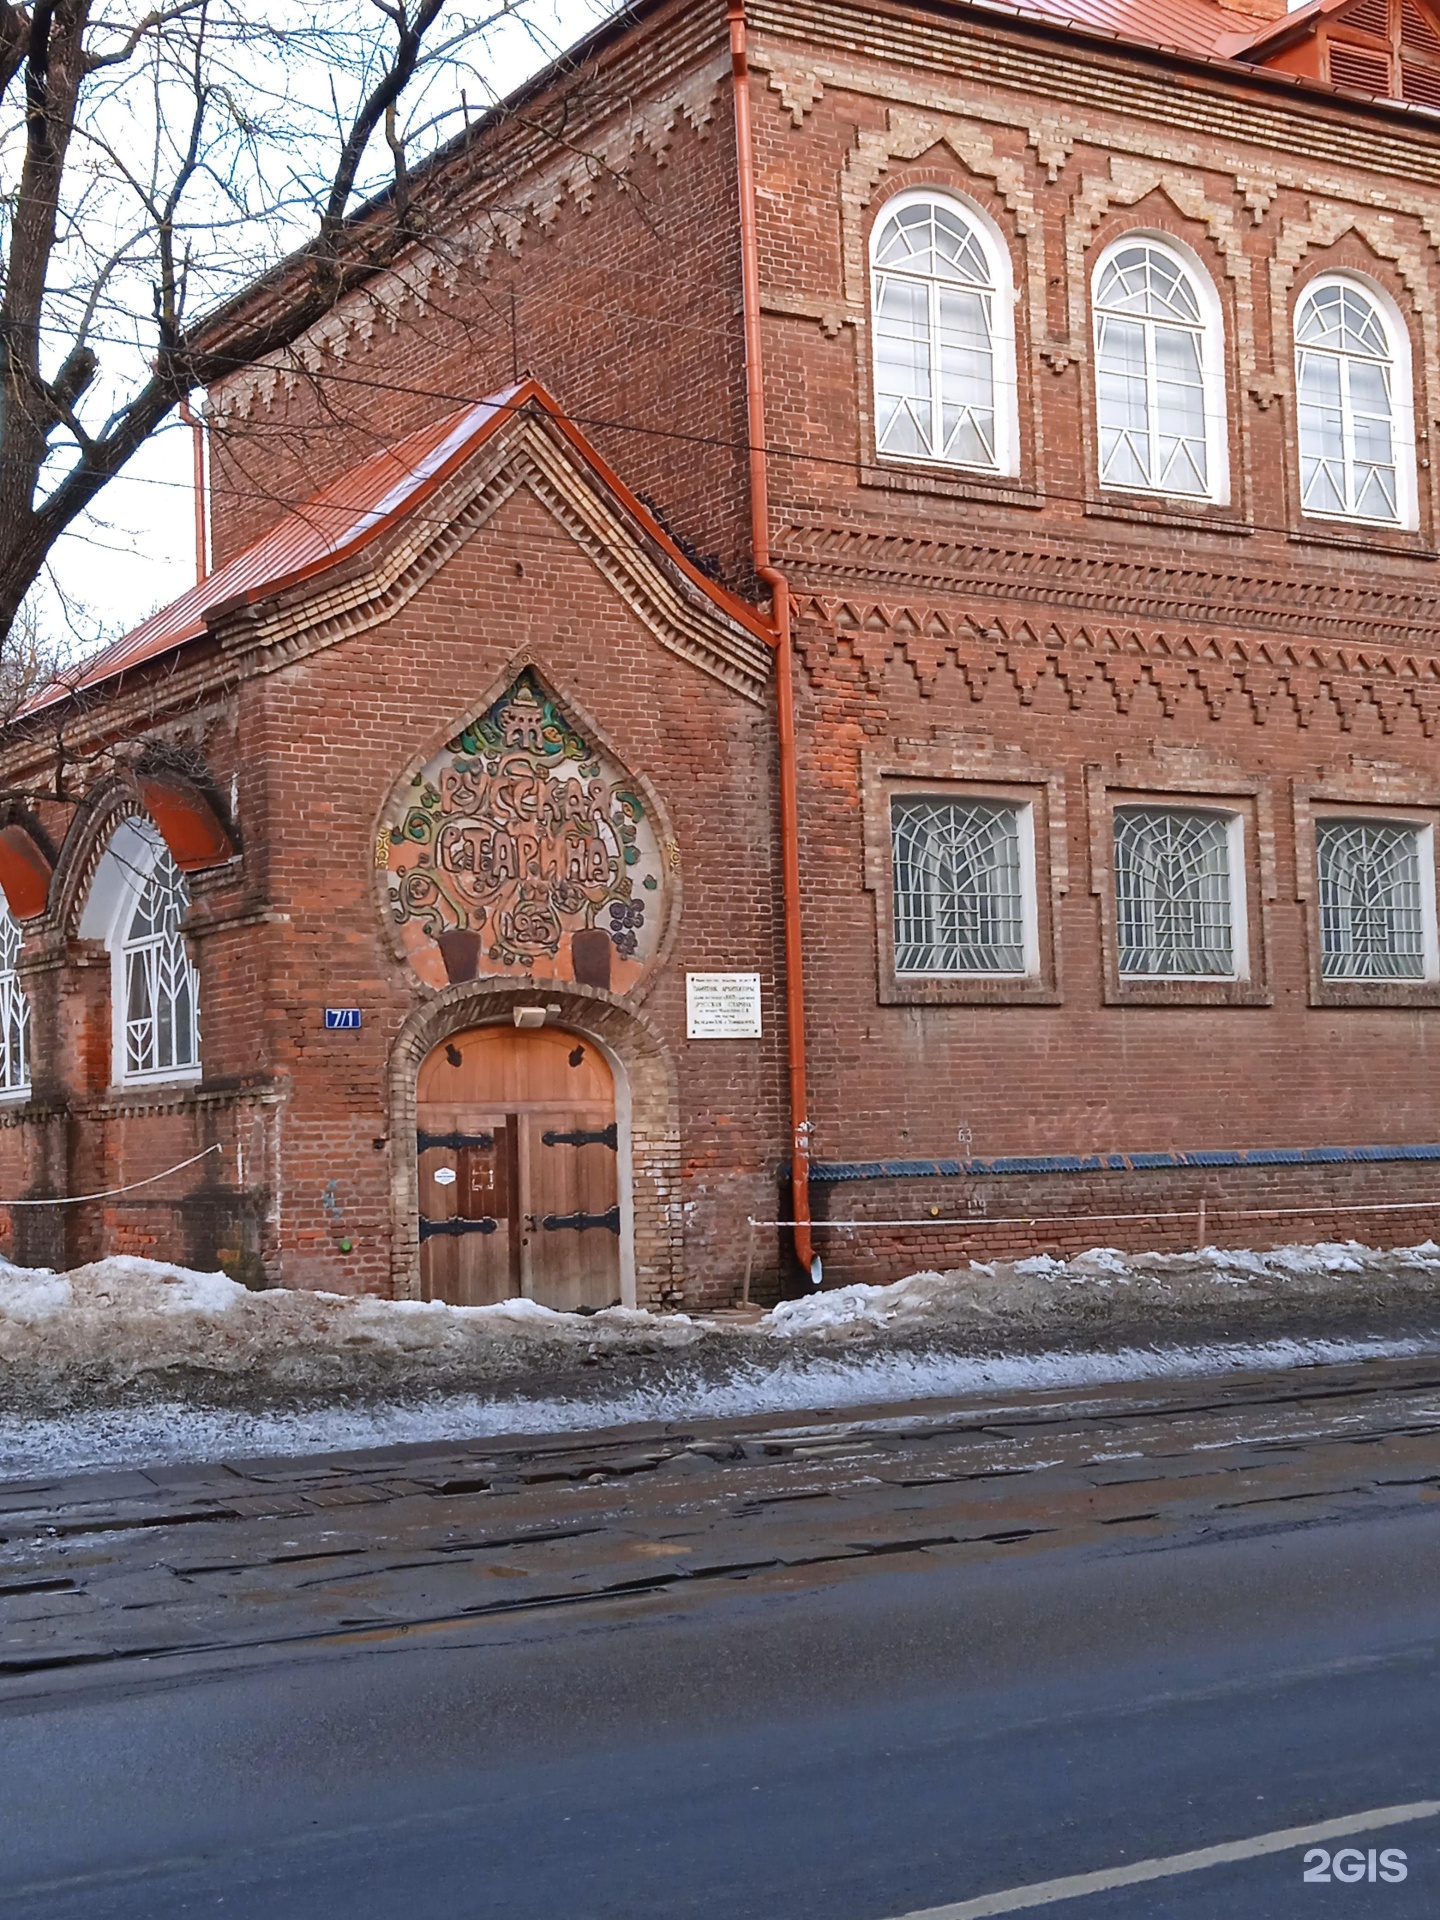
5, 0, 1440, 1306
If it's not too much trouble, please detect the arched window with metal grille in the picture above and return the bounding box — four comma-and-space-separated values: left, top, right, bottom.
870, 190, 1018, 474
1114, 807, 1241, 978
77, 821, 202, 1086
1295, 275, 1416, 526
1092, 237, 1228, 501
0, 901, 31, 1096
1316, 818, 1435, 979
891, 796, 1032, 975
119, 847, 199, 1082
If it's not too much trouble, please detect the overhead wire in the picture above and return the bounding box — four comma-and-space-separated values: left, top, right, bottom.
45, 348, 1430, 559
19, 211, 1431, 557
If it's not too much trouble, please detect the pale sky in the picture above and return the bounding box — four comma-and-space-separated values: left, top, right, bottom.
41, 0, 613, 655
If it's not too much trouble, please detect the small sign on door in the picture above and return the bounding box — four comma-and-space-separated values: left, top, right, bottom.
324, 1008, 362, 1030
686, 972, 762, 1039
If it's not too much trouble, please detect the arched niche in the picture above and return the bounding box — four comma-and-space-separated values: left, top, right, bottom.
379, 668, 673, 994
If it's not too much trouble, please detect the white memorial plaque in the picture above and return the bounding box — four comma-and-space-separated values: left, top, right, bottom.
686, 971, 762, 1039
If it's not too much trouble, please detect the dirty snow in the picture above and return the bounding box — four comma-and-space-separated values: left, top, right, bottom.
0, 1330, 1433, 1481
762, 1240, 1440, 1334
2, 1241, 1440, 1477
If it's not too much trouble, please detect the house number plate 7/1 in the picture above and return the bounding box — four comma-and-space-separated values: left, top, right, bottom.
325, 1008, 362, 1030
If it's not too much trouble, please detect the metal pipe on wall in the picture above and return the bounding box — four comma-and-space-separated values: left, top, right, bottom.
728, 0, 819, 1286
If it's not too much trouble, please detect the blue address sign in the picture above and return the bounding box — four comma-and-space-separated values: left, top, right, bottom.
324, 1008, 363, 1030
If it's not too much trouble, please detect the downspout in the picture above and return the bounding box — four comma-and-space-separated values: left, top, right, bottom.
728, 0, 819, 1286
178, 398, 209, 585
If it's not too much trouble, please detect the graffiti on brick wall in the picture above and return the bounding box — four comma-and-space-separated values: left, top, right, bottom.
381, 670, 666, 992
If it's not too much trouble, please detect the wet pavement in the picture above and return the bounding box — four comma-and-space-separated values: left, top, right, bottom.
2, 1352, 1440, 1917
4, 1352, 1440, 1681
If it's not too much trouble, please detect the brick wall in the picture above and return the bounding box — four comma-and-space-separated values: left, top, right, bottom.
801, 1157, 1440, 1284
207, 20, 753, 592
240, 483, 782, 1301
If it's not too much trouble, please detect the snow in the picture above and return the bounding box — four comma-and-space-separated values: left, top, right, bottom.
0, 1253, 700, 1359
762, 1239, 1440, 1335
0, 1330, 1431, 1481
0, 1254, 254, 1323
1, 1240, 1439, 1478
0, 1261, 71, 1323
0, 1239, 1436, 1368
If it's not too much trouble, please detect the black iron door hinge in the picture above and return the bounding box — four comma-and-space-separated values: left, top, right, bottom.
541, 1205, 621, 1234
540, 1123, 618, 1150
419, 1215, 500, 1240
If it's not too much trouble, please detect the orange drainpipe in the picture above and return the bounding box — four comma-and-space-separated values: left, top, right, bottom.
728, 0, 818, 1286
179, 398, 208, 585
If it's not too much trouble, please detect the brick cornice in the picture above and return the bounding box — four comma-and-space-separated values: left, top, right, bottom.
777, 525, 1440, 652
0, 413, 773, 784
793, 599, 1440, 734
750, 0, 1440, 187
212, 41, 731, 422
207, 417, 771, 699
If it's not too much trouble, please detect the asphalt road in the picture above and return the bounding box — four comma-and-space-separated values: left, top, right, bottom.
3, 1357, 1440, 1918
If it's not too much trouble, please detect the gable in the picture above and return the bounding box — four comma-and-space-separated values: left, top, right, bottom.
14, 387, 773, 730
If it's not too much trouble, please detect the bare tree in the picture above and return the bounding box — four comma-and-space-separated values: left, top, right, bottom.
0, 0, 571, 653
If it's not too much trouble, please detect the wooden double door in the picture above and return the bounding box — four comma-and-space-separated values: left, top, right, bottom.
417, 1024, 622, 1311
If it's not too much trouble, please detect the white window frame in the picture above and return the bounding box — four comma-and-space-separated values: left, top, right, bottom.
869, 187, 1020, 478
79, 820, 201, 1088
1091, 233, 1230, 506
1294, 271, 1418, 531
1315, 816, 1439, 981
890, 795, 1039, 978
1113, 806, 1249, 981
0, 900, 30, 1099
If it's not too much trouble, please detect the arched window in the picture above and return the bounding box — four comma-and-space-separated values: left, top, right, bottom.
870, 190, 1017, 474
79, 821, 200, 1086
1092, 237, 1227, 501
120, 849, 199, 1081
1295, 276, 1415, 526
0, 902, 31, 1095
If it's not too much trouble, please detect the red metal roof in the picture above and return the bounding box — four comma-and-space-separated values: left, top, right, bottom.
972, 0, 1276, 59
25, 380, 771, 718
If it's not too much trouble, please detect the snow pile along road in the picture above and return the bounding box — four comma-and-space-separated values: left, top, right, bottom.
764, 1239, 1440, 1335
1, 1239, 1440, 1420
2, 1242, 1440, 1474
0, 1254, 707, 1407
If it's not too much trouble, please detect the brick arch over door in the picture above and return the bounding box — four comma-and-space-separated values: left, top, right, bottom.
388, 978, 681, 1307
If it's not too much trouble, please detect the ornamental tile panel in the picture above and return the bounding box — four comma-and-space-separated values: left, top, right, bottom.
382, 671, 667, 995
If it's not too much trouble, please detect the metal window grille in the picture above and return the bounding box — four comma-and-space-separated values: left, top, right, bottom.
872, 199, 998, 470
1295, 282, 1399, 524
1114, 808, 1235, 977
122, 851, 199, 1079
0, 904, 30, 1094
1317, 819, 1427, 979
891, 798, 1027, 974
1094, 243, 1211, 498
